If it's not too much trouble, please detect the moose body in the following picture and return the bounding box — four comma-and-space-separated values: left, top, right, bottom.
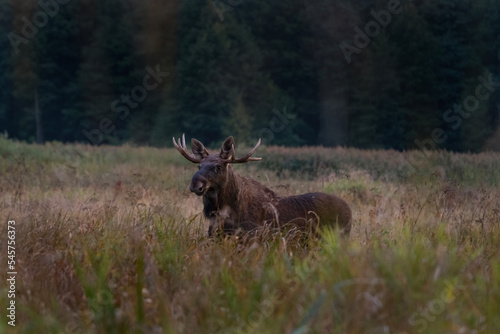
173, 135, 351, 237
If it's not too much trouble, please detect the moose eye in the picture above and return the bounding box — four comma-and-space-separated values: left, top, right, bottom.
198, 165, 201, 170
215, 165, 222, 172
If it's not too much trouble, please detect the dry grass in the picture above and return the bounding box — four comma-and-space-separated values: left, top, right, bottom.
1, 137, 499, 333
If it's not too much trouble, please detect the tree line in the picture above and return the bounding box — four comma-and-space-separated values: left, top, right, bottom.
1, 0, 499, 151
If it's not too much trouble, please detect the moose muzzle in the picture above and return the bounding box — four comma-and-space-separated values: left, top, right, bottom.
189, 173, 206, 196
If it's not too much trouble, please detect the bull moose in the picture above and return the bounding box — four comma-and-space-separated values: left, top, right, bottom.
173, 134, 352, 237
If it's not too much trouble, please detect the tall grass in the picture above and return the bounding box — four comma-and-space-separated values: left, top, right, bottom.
0, 137, 499, 333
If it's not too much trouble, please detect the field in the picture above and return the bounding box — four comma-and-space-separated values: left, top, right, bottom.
1, 136, 500, 334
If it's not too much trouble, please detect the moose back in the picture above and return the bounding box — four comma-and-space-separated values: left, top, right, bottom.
173, 135, 352, 237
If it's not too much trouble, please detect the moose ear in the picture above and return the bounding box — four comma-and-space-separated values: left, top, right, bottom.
191, 139, 209, 159
220, 136, 235, 160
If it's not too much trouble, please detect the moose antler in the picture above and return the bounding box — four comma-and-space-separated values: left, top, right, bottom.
172, 134, 202, 163
223, 138, 262, 163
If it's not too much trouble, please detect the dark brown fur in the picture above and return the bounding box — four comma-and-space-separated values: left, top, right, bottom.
174, 135, 351, 237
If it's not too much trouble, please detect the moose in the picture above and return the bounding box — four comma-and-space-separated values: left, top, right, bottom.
173, 134, 352, 237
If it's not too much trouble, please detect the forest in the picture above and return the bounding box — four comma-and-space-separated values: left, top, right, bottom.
1, 0, 500, 151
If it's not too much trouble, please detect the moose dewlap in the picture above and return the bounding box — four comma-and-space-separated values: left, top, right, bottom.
173, 134, 352, 237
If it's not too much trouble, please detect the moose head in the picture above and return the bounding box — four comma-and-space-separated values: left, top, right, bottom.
173, 134, 261, 196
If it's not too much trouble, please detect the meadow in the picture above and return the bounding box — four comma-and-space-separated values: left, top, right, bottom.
1, 136, 499, 334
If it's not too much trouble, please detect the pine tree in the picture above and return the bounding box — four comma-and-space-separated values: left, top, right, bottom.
307, 0, 363, 147
222, 94, 252, 142
389, 2, 441, 149
9, 0, 40, 142
0, 0, 13, 136
35, 0, 81, 142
